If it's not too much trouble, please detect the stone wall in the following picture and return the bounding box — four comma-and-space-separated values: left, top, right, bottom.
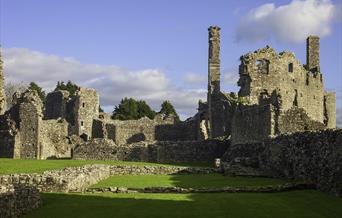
222, 129, 342, 197
277, 108, 326, 134
324, 92, 336, 128
39, 119, 71, 159
0, 184, 41, 218
231, 104, 273, 145
92, 114, 200, 145
73, 139, 229, 163
0, 164, 219, 193
0, 90, 74, 159
238, 45, 326, 124
69, 87, 99, 139
17, 90, 43, 159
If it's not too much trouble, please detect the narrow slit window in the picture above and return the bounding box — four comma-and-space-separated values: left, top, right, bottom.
81, 121, 84, 126
288, 63, 293, 73
82, 103, 85, 108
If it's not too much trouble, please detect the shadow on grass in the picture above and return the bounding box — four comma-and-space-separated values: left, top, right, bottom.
25, 190, 342, 218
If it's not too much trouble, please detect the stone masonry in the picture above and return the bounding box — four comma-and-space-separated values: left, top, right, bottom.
204, 28, 336, 144
0, 26, 338, 163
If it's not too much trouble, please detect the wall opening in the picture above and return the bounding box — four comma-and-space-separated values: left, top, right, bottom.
256, 59, 269, 74
82, 103, 85, 108
81, 121, 84, 126
288, 63, 293, 73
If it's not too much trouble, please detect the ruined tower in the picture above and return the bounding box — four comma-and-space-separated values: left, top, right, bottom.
306, 36, 320, 72
208, 26, 221, 95
207, 26, 222, 138
0, 48, 6, 114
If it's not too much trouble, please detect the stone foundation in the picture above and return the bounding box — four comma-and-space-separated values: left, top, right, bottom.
0, 164, 220, 193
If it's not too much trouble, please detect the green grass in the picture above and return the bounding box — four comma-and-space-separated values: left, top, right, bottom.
0, 158, 209, 175
91, 174, 288, 188
25, 190, 342, 218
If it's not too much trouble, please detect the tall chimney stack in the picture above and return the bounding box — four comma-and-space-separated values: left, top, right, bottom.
306, 36, 320, 72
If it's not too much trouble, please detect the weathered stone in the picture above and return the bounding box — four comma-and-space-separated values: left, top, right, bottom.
222, 129, 342, 197
72, 139, 229, 163
0, 184, 41, 218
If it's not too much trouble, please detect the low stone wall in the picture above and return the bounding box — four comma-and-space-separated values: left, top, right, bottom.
222, 129, 342, 197
0, 164, 220, 193
0, 184, 41, 218
87, 182, 315, 194
73, 139, 229, 163
0, 165, 112, 193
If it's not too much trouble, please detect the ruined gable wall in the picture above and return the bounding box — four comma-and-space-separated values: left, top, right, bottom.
238, 47, 324, 123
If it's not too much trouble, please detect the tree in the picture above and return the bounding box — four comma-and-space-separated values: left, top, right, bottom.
55, 80, 79, 97
112, 98, 139, 120
159, 100, 180, 122
137, 100, 156, 119
111, 98, 156, 120
4, 82, 27, 109
28, 82, 46, 103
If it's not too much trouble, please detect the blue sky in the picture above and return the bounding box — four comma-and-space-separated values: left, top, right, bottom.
1, 0, 341, 123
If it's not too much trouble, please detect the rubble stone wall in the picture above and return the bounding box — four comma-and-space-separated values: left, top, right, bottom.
92, 115, 199, 145
72, 139, 229, 163
231, 104, 273, 145
0, 184, 41, 218
39, 119, 71, 159
0, 164, 219, 193
222, 129, 342, 197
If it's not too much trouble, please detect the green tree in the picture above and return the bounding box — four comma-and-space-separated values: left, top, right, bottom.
112, 98, 139, 120
159, 100, 180, 122
28, 82, 46, 103
55, 80, 79, 97
137, 100, 156, 119
112, 98, 156, 120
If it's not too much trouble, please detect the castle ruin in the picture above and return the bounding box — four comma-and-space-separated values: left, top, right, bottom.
0, 26, 337, 159
205, 26, 336, 145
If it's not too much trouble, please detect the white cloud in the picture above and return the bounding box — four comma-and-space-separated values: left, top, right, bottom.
3, 48, 206, 119
236, 0, 338, 43
183, 73, 206, 84
222, 70, 239, 85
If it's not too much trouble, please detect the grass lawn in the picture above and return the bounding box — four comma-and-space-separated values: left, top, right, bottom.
91, 174, 288, 188
0, 158, 209, 175
26, 190, 342, 218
